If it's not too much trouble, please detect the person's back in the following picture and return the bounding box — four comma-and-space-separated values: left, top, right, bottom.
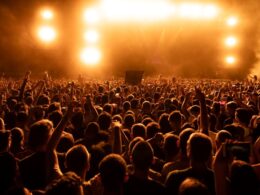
124, 141, 166, 195
165, 133, 215, 195
99, 154, 127, 195
45, 172, 83, 195
19, 119, 53, 190
19, 151, 47, 190
0, 131, 18, 194
178, 178, 210, 195
162, 128, 194, 181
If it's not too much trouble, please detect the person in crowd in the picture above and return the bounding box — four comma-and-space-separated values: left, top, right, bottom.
0, 71, 259, 195
165, 133, 215, 195
124, 141, 166, 195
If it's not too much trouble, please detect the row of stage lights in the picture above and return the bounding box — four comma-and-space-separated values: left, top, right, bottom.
37, 9, 56, 43
36, 7, 239, 68
80, 21, 102, 66
224, 16, 238, 67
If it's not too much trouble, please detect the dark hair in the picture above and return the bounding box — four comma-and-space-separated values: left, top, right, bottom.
65, 145, 90, 176
124, 114, 135, 129
112, 115, 123, 123
11, 127, 24, 144
28, 119, 53, 151
142, 117, 154, 126
211, 102, 220, 114
142, 101, 151, 112
169, 111, 182, 124
99, 154, 127, 192
178, 178, 210, 195
235, 108, 252, 126
146, 122, 160, 139
123, 101, 131, 112
48, 111, 62, 128
188, 133, 212, 163
10, 127, 24, 154
37, 94, 50, 106
164, 134, 180, 159
131, 123, 146, 139
47, 102, 61, 115
103, 103, 113, 115
159, 113, 171, 133
98, 112, 112, 131
128, 137, 144, 155
57, 133, 74, 153
179, 128, 195, 157
132, 141, 154, 170
130, 99, 139, 109
45, 172, 83, 195
16, 111, 28, 125
188, 105, 200, 116
215, 130, 232, 149
71, 111, 84, 128
85, 122, 100, 137
223, 124, 245, 141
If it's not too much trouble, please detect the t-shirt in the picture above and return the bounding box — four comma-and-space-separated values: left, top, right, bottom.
124, 174, 166, 195
165, 167, 216, 195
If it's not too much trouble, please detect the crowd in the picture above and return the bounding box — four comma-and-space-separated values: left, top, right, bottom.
0, 71, 260, 195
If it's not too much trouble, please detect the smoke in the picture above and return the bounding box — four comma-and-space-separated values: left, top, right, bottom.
250, 23, 260, 77
247, 1, 260, 78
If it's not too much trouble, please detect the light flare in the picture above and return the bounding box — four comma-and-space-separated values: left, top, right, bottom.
227, 16, 238, 27
84, 29, 100, 43
80, 47, 102, 66
37, 26, 57, 43
225, 56, 236, 65
225, 36, 237, 47
41, 9, 54, 20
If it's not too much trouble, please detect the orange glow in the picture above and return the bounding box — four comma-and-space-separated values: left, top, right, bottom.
84, 29, 100, 43
225, 56, 236, 65
80, 47, 102, 66
225, 36, 237, 47
226, 16, 238, 27
84, 1, 220, 22
84, 8, 100, 24
179, 4, 219, 19
41, 9, 54, 20
37, 26, 57, 43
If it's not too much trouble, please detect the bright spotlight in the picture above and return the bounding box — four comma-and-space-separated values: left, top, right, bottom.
99, 1, 219, 21
80, 47, 101, 66
226, 16, 238, 27
37, 26, 56, 43
225, 56, 236, 65
41, 9, 54, 20
84, 30, 100, 43
84, 8, 99, 24
178, 4, 219, 19
225, 36, 237, 47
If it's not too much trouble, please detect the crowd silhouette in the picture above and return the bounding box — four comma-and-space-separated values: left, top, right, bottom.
0, 71, 259, 195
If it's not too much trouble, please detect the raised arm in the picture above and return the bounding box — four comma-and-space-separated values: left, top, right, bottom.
32, 80, 45, 105
46, 87, 74, 182
112, 123, 122, 154
84, 95, 98, 125
196, 87, 209, 135
18, 71, 31, 101
181, 92, 191, 120
213, 144, 230, 195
